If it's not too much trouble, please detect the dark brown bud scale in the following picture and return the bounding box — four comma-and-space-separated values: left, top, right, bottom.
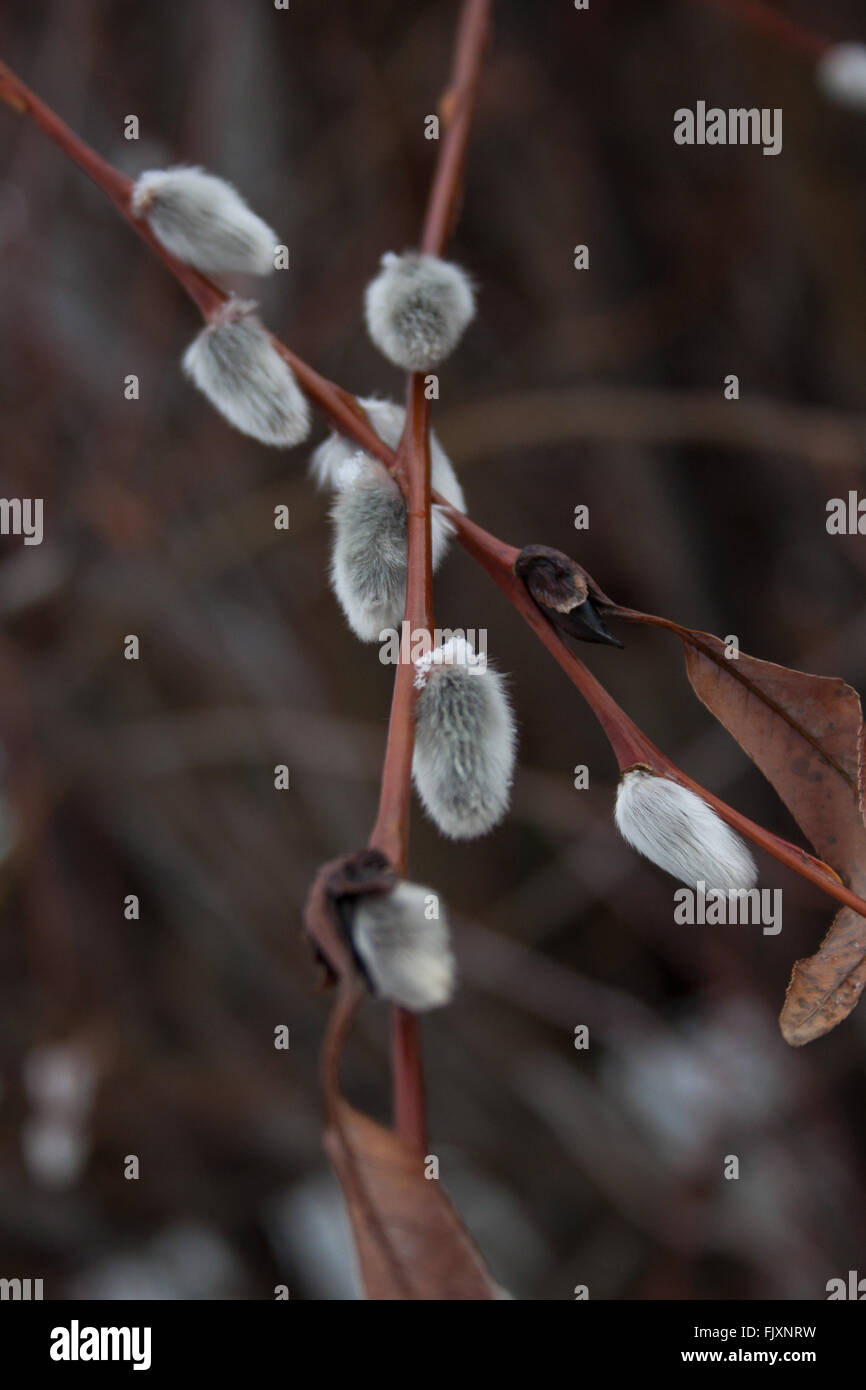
514, 545, 623, 648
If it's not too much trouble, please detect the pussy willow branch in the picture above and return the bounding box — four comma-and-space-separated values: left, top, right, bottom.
0, 6, 492, 1160
0, 55, 425, 479
367, 380, 435, 871
421, 0, 492, 256
371, 378, 434, 1153
4, 17, 866, 945
368, 0, 491, 1153
452, 508, 866, 920
0, 60, 225, 321
0, 60, 389, 458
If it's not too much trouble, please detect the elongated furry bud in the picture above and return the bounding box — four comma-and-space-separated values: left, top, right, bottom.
412, 636, 516, 840
816, 43, 866, 111
311, 395, 465, 558
131, 166, 279, 274
364, 252, 475, 370
182, 302, 310, 446
349, 879, 455, 1011
329, 456, 408, 640
614, 767, 757, 891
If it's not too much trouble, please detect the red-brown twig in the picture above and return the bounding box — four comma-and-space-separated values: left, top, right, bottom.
369, 0, 492, 1152
369, 378, 433, 1151
368, 380, 435, 874
422, 0, 492, 256
0, 60, 224, 320
0, 59, 397, 455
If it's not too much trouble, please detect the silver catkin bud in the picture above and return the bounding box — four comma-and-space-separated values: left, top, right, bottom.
329, 456, 408, 640
364, 252, 475, 371
310, 396, 465, 565
350, 879, 455, 1012
131, 166, 279, 275
182, 302, 310, 446
412, 636, 516, 840
614, 767, 758, 892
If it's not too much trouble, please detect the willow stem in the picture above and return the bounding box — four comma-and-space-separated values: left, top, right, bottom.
368, 0, 491, 1153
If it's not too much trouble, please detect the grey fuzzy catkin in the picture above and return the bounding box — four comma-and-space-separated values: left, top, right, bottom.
310, 396, 465, 566
364, 252, 475, 371
131, 166, 279, 275
351, 880, 455, 1011
412, 636, 516, 840
615, 768, 758, 891
182, 305, 310, 446
329, 458, 408, 640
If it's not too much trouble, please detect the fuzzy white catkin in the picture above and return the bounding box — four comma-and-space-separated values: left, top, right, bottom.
351, 880, 455, 1011
311, 396, 466, 561
412, 636, 516, 840
614, 769, 758, 891
182, 306, 310, 446
364, 252, 475, 371
329, 457, 408, 640
131, 166, 279, 275
816, 43, 866, 111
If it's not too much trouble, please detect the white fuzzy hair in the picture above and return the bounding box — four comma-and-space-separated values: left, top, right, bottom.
351, 880, 455, 1011
132, 166, 279, 275
329, 457, 408, 640
364, 251, 475, 371
310, 396, 465, 566
412, 636, 516, 840
182, 307, 310, 446
615, 769, 757, 891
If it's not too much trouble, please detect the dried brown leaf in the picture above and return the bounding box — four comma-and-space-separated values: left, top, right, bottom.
325, 1099, 502, 1300
610, 604, 866, 1043
303, 849, 396, 987
678, 632, 866, 876
780, 906, 866, 1045
675, 632, 866, 1044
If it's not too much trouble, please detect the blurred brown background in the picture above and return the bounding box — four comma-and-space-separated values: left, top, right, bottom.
1, 0, 866, 1300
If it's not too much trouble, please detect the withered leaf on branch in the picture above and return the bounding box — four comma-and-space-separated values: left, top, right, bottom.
303, 853, 503, 1299
608, 604, 866, 1045
324, 1100, 503, 1300
303, 848, 396, 987
678, 632, 866, 877
780, 906, 866, 1046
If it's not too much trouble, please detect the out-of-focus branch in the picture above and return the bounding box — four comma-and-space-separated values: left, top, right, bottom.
434, 386, 866, 470
699, 0, 829, 57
